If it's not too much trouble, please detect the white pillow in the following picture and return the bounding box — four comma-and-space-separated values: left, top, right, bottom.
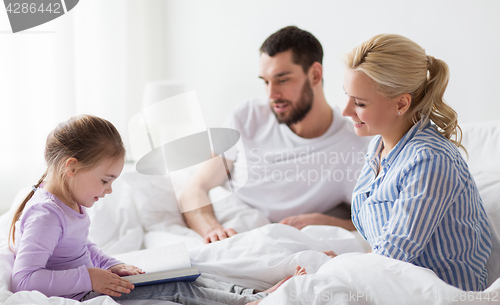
460, 120, 500, 175
473, 172, 500, 287
127, 172, 186, 232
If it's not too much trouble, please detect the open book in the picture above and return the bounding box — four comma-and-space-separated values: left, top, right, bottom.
113, 243, 200, 287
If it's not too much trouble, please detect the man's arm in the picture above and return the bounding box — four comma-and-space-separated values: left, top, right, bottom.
180, 157, 236, 243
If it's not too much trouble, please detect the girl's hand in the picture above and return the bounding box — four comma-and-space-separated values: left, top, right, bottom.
87, 267, 135, 297
108, 263, 144, 276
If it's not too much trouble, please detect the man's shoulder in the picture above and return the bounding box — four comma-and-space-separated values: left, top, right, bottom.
231, 97, 270, 117
229, 97, 274, 129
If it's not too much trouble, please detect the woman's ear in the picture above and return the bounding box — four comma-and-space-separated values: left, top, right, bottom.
63, 157, 79, 178
397, 93, 412, 115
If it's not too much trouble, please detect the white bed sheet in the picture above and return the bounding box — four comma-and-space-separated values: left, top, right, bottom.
260, 253, 500, 305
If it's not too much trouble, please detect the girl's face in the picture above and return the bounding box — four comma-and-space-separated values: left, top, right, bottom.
69, 156, 125, 209
342, 68, 399, 138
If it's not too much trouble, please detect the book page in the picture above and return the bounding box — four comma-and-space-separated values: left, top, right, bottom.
114, 243, 192, 273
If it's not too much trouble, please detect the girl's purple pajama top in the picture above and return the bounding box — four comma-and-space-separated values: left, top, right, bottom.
12, 187, 122, 300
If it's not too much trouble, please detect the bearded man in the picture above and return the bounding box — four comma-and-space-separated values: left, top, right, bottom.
181, 26, 370, 243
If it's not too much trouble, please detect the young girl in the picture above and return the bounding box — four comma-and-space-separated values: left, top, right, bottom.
10, 114, 142, 300
9, 114, 296, 304
341, 34, 491, 291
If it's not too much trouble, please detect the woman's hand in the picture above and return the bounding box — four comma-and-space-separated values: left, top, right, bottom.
279, 213, 331, 230
279, 213, 356, 231
108, 263, 144, 276
322, 250, 337, 258
87, 267, 135, 297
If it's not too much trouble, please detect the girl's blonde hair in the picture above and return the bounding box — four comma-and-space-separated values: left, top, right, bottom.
344, 34, 464, 150
9, 114, 125, 249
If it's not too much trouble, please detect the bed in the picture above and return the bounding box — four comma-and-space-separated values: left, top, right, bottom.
0, 120, 499, 305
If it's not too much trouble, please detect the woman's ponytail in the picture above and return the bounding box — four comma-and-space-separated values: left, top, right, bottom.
410, 55, 465, 151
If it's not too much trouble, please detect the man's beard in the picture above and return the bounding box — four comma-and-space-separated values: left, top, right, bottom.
270, 79, 314, 126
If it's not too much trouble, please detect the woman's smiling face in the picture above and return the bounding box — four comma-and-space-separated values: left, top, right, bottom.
342, 68, 399, 138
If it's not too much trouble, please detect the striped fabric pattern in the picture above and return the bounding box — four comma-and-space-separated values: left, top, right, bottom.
351, 119, 492, 291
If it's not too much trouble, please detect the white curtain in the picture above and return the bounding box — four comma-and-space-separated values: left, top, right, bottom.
0, 0, 167, 212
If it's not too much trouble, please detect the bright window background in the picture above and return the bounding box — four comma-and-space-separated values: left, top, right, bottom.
0, 0, 168, 213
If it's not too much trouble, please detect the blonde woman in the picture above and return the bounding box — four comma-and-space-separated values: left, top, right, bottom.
342, 34, 491, 291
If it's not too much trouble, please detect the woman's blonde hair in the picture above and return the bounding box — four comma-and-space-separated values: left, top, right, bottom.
9, 114, 125, 250
344, 34, 464, 150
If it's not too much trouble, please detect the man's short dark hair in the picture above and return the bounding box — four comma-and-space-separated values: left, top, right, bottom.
260, 26, 323, 73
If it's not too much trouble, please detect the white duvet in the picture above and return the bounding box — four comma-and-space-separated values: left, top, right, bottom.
0, 120, 499, 305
